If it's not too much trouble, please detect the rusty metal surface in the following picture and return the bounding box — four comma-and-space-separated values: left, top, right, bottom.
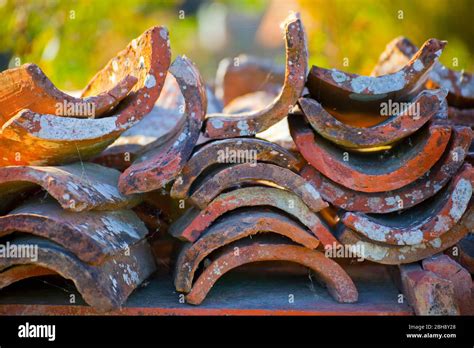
298, 89, 447, 149
185, 236, 358, 305
119, 56, 207, 194
0, 236, 155, 312
189, 162, 328, 212
170, 187, 336, 246
289, 114, 452, 193
0, 197, 149, 264
300, 126, 472, 213
214, 54, 284, 106
342, 165, 472, 245
174, 209, 321, 293
373, 36, 474, 109
306, 39, 445, 128
0, 26, 171, 166
0, 63, 137, 123
0, 162, 141, 212
170, 137, 304, 199
336, 202, 474, 264
203, 13, 307, 138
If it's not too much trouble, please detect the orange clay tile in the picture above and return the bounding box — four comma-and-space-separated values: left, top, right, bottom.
0, 162, 141, 213
0, 196, 149, 264
300, 126, 472, 213
188, 162, 328, 212
298, 89, 446, 149
307, 39, 445, 127
289, 114, 452, 193
119, 56, 207, 194
170, 137, 304, 200
0, 63, 137, 123
203, 13, 307, 138
0, 236, 155, 312
335, 202, 473, 264
373, 36, 474, 109
170, 186, 336, 246
0, 26, 171, 166
399, 263, 459, 315
185, 236, 358, 305
174, 209, 321, 293
341, 165, 472, 246
422, 254, 472, 315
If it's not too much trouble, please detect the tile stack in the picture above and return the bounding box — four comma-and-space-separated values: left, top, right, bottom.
289, 37, 473, 314
0, 26, 173, 311
0, 11, 471, 315
167, 13, 358, 306
373, 37, 474, 277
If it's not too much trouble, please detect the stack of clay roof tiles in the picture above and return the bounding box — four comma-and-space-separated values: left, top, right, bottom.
0, 12, 472, 315
288, 36, 473, 314
0, 26, 174, 311
166, 13, 358, 306
373, 37, 474, 283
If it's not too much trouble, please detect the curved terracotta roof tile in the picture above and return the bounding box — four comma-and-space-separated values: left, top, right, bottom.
336, 202, 473, 264
170, 137, 304, 199
119, 56, 207, 194
0, 163, 141, 212
185, 237, 358, 305
170, 187, 336, 246
373, 36, 474, 109
0, 197, 149, 264
0, 236, 155, 312
289, 114, 452, 192
300, 126, 472, 213
174, 209, 320, 293
306, 39, 445, 127
189, 162, 328, 212
341, 165, 472, 246
203, 13, 307, 138
298, 89, 447, 149
0, 26, 171, 166
81, 26, 171, 123
0, 63, 137, 125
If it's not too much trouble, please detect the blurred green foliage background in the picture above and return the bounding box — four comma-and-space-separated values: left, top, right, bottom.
302, 0, 474, 76
0, 0, 472, 90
